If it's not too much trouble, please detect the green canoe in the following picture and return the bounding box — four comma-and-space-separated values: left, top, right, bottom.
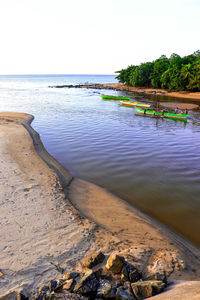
101, 94, 130, 101
135, 107, 189, 120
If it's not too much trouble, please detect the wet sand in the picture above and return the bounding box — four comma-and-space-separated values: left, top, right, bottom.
1, 112, 200, 298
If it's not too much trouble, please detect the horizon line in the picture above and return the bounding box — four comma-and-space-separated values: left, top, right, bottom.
0, 73, 116, 76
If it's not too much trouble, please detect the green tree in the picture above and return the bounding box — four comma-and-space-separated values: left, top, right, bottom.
181, 64, 192, 89
115, 65, 135, 85
150, 55, 169, 88
130, 62, 153, 87
186, 58, 200, 91
115, 51, 200, 91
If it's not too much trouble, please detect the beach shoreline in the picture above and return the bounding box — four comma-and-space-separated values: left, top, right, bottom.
51, 83, 200, 104
1, 112, 200, 299
101, 83, 200, 102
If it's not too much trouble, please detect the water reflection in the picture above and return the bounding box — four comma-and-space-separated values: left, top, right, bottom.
0, 75, 200, 247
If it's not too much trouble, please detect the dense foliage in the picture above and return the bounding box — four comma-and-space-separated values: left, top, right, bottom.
115, 51, 200, 91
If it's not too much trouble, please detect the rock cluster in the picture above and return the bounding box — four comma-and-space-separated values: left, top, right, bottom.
49, 84, 168, 95
31, 252, 166, 300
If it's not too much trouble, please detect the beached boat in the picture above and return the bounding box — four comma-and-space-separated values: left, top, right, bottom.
135, 107, 189, 120
120, 100, 150, 108
101, 94, 130, 101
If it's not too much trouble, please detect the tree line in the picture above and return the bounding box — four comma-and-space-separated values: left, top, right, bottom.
115, 51, 200, 91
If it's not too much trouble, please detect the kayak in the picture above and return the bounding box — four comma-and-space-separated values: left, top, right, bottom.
135, 107, 189, 120
101, 94, 130, 101
120, 100, 150, 108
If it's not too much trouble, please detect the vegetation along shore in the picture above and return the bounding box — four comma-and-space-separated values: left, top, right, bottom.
50, 51, 200, 104
115, 50, 200, 92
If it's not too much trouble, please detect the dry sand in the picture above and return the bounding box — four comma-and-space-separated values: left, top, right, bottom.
0, 112, 200, 299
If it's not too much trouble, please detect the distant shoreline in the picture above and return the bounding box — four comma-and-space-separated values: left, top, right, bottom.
50, 82, 200, 103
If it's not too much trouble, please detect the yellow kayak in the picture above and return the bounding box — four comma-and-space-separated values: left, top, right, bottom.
120, 100, 151, 108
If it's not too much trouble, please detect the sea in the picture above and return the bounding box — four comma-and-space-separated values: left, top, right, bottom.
0, 74, 200, 247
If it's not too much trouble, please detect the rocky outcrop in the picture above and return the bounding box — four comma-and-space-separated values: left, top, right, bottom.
32, 252, 167, 299
49, 83, 169, 95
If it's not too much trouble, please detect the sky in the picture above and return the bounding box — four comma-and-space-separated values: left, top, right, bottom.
0, 0, 199, 75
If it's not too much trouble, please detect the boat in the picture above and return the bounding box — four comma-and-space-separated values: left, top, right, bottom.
135, 107, 189, 120
120, 100, 150, 108
101, 94, 130, 101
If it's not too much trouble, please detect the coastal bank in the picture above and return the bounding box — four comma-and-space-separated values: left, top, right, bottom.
0, 113, 200, 299
50, 83, 200, 105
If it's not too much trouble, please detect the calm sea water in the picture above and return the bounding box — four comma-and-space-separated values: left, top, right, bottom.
0, 74, 200, 247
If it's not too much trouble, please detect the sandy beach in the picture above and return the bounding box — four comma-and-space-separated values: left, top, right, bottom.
100, 83, 200, 103
1, 112, 200, 299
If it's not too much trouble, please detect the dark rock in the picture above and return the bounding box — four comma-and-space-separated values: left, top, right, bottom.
106, 254, 124, 274
96, 279, 116, 299
73, 269, 99, 296
48, 280, 58, 292
116, 288, 133, 300
82, 251, 105, 269
121, 263, 140, 283
34, 285, 50, 299
53, 280, 66, 293
17, 293, 29, 300
131, 280, 166, 299
95, 267, 113, 281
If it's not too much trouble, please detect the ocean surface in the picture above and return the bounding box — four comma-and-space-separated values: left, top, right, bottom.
0, 74, 200, 247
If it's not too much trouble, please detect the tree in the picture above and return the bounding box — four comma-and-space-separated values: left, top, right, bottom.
115, 51, 200, 91
115, 65, 135, 85
129, 62, 153, 87
150, 55, 169, 88
186, 58, 200, 91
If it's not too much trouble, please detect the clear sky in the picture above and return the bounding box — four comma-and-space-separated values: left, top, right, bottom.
0, 0, 199, 75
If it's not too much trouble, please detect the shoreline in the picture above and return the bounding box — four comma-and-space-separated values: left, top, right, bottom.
1, 112, 200, 298
50, 83, 200, 104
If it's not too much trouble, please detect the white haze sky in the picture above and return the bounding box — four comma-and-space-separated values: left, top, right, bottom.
0, 0, 199, 75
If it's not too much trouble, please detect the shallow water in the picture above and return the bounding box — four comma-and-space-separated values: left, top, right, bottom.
0, 75, 200, 247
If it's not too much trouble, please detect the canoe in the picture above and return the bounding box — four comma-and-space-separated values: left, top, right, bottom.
120, 100, 150, 108
101, 94, 130, 101
135, 107, 189, 120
